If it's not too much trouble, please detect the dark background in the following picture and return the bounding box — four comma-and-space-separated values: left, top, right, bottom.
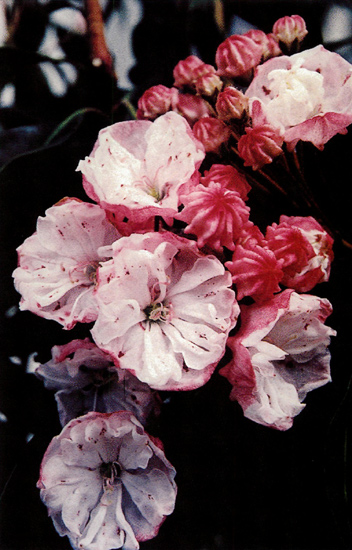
1, 1, 352, 549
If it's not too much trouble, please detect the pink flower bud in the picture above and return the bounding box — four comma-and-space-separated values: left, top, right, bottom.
193, 117, 231, 153
137, 85, 178, 120
272, 15, 308, 47
173, 92, 214, 126
238, 125, 283, 170
201, 164, 251, 201
195, 71, 223, 96
173, 55, 210, 88
216, 86, 249, 121
265, 33, 282, 59
215, 34, 263, 79
244, 30, 281, 61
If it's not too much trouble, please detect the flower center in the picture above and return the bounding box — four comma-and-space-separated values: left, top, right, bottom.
266, 61, 324, 127
100, 460, 121, 488
144, 301, 172, 322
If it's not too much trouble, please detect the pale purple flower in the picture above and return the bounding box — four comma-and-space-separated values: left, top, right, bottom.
13, 199, 119, 329
220, 290, 336, 430
77, 112, 205, 226
37, 411, 177, 550
91, 231, 239, 390
35, 338, 160, 426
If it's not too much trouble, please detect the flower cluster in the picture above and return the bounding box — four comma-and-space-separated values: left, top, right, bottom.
12, 13, 343, 550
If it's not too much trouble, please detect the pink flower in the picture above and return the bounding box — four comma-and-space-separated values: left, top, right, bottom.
91, 231, 239, 390
192, 116, 231, 153
37, 411, 177, 550
246, 45, 352, 150
136, 85, 178, 120
225, 242, 283, 302
77, 112, 205, 225
266, 215, 334, 292
220, 290, 336, 430
200, 164, 251, 201
215, 34, 263, 79
238, 124, 283, 170
13, 198, 119, 329
177, 182, 250, 251
36, 338, 160, 427
172, 92, 214, 126
216, 86, 249, 121
272, 15, 308, 48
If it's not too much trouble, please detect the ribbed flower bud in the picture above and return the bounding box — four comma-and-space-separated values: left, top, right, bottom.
238, 125, 283, 170
193, 117, 231, 153
137, 85, 178, 120
195, 71, 223, 96
216, 86, 248, 121
272, 15, 308, 50
215, 34, 263, 79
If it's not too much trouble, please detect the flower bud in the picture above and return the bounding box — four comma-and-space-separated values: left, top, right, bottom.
173, 92, 214, 126
195, 71, 223, 96
193, 117, 231, 153
216, 86, 249, 121
272, 15, 308, 49
137, 85, 178, 120
215, 34, 263, 79
238, 124, 283, 170
173, 55, 209, 89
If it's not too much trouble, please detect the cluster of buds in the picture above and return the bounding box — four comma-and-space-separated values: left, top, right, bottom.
137, 15, 312, 168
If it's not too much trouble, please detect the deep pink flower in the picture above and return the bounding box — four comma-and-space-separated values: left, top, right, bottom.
238, 124, 283, 170
215, 34, 263, 79
266, 215, 334, 292
272, 15, 308, 47
91, 231, 239, 390
36, 338, 160, 426
13, 198, 119, 329
192, 116, 231, 153
178, 182, 250, 251
225, 242, 283, 302
246, 45, 352, 150
136, 85, 178, 120
220, 290, 336, 430
37, 411, 177, 550
216, 86, 249, 121
200, 164, 251, 201
77, 112, 205, 225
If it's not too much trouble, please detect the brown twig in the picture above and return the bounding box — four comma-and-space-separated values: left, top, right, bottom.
85, 0, 116, 79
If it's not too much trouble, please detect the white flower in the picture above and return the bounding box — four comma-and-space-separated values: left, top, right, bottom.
37, 411, 177, 550
13, 199, 119, 329
221, 290, 336, 430
91, 231, 239, 390
77, 112, 205, 226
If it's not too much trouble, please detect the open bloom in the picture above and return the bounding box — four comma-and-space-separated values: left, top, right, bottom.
77, 112, 204, 226
13, 198, 119, 329
246, 45, 352, 150
91, 232, 239, 390
37, 411, 177, 550
36, 338, 160, 427
220, 290, 336, 430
